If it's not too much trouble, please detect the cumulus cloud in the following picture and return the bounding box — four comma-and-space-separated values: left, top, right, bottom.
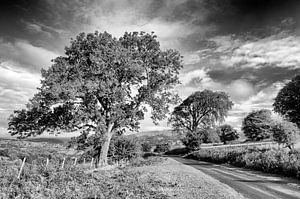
221, 35, 300, 69
0, 39, 59, 72
224, 81, 284, 129
179, 69, 255, 101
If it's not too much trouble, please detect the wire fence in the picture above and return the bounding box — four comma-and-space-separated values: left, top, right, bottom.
11, 155, 129, 180
199, 141, 280, 149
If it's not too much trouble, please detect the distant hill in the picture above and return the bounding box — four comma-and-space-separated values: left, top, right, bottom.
134, 129, 174, 137
24, 137, 71, 145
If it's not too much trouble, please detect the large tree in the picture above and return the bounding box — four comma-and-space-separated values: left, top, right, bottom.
169, 90, 233, 133
8, 31, 182, 166
273, 75, 300, 127
242, 109, 273, 141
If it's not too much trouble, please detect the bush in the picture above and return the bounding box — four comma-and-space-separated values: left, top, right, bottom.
109, 136, 141, 162
186, 146, 300, 179
141, 142, 152, 152
216, 124, 239, 144
181, 131, 203, 151
181, 129, 221, 151
154, 143, 171, 153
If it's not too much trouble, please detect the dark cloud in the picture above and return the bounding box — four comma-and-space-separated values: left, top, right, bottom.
208, 66, 300, 89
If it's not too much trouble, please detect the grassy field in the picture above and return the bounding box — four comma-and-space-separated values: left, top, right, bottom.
0, 139, 244, 199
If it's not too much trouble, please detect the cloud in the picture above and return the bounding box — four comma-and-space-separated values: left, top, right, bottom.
221, 35, 300, 69
0, 39, 59, 72
0, 61, 41, 130
224, 81, 284, 129
179, 69, 255, 101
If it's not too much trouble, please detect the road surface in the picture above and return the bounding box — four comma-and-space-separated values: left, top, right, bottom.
171, 156, 300, 199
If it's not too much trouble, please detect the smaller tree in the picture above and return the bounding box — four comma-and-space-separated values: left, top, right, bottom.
242, 109, 273, 141
273, 75, 300, 127
271, 118, 299, 150
180, 128, 220, 151
169, 90, 233, 133
216, 124, 239, 144
180, 131, 203, 151
202, 128, 221, 143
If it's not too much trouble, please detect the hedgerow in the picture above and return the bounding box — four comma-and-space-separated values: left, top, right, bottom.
186, 147, 300, 179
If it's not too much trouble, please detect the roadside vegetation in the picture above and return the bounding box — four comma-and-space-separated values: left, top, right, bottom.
0, 139, 170, 199
186, 147, 300, 179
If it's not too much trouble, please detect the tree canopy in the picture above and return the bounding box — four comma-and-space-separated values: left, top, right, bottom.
242, 109, 273, 141
270, 116, 299, 150
169, 89, 233, 133
216, 124, 239, 144
8, 31, 182, 165
273, 75, 300, 127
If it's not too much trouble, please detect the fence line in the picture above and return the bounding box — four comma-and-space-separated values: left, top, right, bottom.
13, 155, 128, 179
200, 141, 278, 149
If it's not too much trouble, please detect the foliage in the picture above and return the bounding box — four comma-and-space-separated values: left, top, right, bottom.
137, 133, 180, 148
216, 124, 239, 144
8, 31, 182, 165
141, 141, 152, 152
271, 118, 299, 150
180, 128, 220, 151
108, 135, 141, 162
180, 131, 203, 151
202, 128, 221, 143
153, 143, 171, 153
186, 147, 300, 179
273, 75, 300, 127
0, 160, 170, 199
242, 109, 273, 141
169, 90, 233, 133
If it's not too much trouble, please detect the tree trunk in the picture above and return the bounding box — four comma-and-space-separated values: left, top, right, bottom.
98, 125, 113, 167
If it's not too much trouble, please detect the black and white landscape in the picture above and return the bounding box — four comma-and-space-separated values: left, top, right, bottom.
1, 1, 300, 199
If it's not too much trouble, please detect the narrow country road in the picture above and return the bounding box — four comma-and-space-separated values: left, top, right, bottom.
170, 156, 300, 199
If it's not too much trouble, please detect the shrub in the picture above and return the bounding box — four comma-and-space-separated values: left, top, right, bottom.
154, 143, 171, 153
181, 129, 221, 151
108, 136, 141, 162
141, 142, 152, 152
216, 124, 239, 144
181, 131, 204, 151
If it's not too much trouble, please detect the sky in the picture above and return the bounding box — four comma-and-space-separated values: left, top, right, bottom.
1, 0, 300, 137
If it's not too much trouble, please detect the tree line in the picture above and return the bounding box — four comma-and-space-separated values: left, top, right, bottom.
7, 31, 300, 166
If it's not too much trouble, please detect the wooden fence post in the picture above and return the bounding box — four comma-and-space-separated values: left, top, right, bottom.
17, 157, 26, 179
46, 158, 49, 167
74, 157, 77, 166
90, 158, 94, 168
61, 157, 66, 169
